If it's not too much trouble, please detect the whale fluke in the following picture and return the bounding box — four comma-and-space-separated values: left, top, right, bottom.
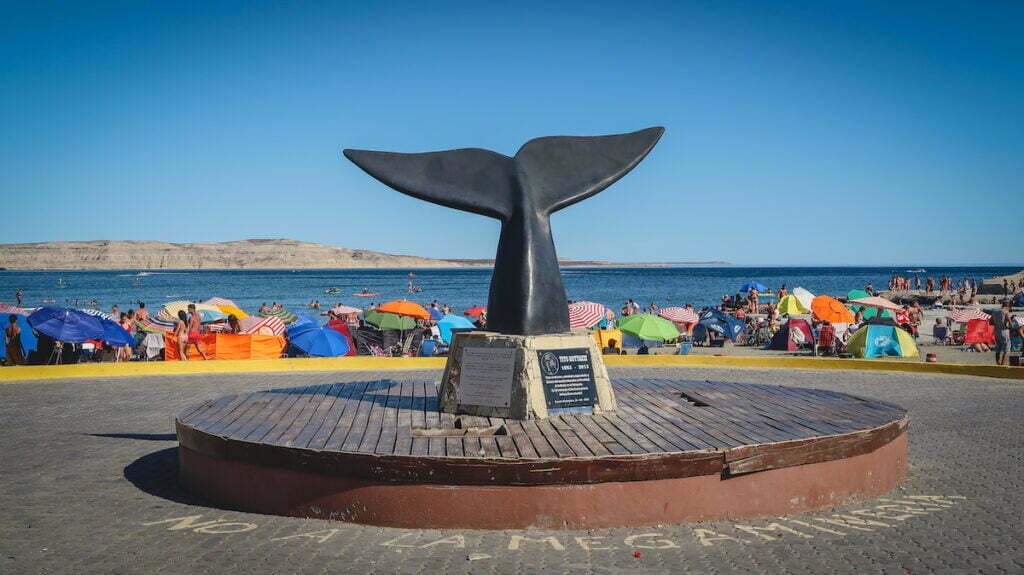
343, 127, 664, 335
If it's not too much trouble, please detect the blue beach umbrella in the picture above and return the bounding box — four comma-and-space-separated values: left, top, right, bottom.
740, 281, 768, 293
289, 313, 320, 332
99, 318, 135, 347
286, 325, 350, 357
428, 307, 444, 321
437, 314, 475, 344
198, 308, 227, 323
27, 307, 104, 343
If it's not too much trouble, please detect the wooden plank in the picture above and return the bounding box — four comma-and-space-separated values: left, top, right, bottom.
278, 384, 338, 447
289, 383, 346, 448
612, 390, 700, 452
177, 399, 216, 423
357, 381, 397, 453
186, 394, 246, 430
242, 385, 317, 442
374, 380, 404, 454
393, 381, 415, 456
504, 420, 539, 458
519, 420, 558, 458
409, 380, 430, 456
330, 381, 385, 452
259, 384, 333, 445
560, 414, 612, 456
549, 415, 600, 457
641, 379, 768, 446
200, 394, 264, 436
440, 410, 463, 457
306, 381, 368, 450
616, 379, 721, 449
426, 384, 446, 457
533, 418, 576, 457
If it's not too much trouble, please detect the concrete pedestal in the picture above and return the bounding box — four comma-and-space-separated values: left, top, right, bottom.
438, 330, 616, 419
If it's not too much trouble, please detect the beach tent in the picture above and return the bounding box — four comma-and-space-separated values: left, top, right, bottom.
847, 289, 889, 320
740, 282, 768, 293
776, 295, 810, 316
768, 318, 814, 351
699, 309, 746, 341
846, 324, 918, 359
164, 333, 286, 360
792, 287, 815, 312
592, 329, 623, 351
963, 319, 995, 345
0, 314, 38, 361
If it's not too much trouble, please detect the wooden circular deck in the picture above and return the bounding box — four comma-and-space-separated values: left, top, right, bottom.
176, 378, 908, 529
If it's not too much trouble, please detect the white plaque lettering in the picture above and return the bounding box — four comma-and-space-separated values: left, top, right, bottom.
457, 347, 516, 408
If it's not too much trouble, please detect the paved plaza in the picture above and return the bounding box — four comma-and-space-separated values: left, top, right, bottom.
1, 366, 1021, 574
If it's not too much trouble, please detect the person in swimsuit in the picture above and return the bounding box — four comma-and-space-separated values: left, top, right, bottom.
185, 304, 209, 360
5, 315, 25, 366
174, 311, 189, 360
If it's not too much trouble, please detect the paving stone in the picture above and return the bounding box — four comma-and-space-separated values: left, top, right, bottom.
0, 366, 1019, 574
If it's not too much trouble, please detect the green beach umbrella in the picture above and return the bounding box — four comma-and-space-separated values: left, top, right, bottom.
846, 289, 889, 320
617, 314, 680, 341
363, 310, 417, 331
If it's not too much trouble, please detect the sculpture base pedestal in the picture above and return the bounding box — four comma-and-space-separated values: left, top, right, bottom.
438, 331, 617, 419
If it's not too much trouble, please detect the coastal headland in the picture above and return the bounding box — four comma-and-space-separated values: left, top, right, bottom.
0, 239, 729, 270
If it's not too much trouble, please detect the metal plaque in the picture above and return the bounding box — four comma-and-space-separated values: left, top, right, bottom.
457, 347, 516, 408
537, 348, 597, 410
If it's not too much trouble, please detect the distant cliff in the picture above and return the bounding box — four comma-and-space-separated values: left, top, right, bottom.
0, 239, 465, 270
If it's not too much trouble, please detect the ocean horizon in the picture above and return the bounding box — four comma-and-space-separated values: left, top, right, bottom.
2, 265, 1018, 320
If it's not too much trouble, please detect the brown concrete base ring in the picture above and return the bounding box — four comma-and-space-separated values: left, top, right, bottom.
179, 432, 907, 530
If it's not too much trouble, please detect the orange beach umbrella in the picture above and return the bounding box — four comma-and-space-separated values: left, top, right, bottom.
464, 307, 487, 317
376, 300, 431, 320
811, 296, 855, 324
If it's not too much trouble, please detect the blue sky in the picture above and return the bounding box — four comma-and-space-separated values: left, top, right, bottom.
2, 1, 1021, 266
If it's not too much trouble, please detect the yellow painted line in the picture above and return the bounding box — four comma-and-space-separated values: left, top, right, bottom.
0, 354, 1020, 383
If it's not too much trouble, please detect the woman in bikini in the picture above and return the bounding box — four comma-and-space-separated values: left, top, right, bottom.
5, 315, 25, 366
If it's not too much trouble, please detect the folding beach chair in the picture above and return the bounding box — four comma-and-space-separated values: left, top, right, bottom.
814, 325, 836, 357
932, 325, 951, 345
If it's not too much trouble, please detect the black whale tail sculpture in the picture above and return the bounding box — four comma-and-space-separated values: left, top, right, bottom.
343, 126, 664, 336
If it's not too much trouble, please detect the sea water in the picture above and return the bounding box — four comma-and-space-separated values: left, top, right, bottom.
0, 266, 1017, 321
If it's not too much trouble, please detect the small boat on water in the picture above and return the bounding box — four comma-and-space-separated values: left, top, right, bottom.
906, 268, 926, 273
324, 288, 341, 294
56, 278, 68, 288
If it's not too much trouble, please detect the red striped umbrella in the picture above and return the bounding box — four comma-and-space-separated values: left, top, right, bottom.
948, 308, 990, 323
240, 315, 286, 336
568, 301, 607, 328
658, 307, 699, 323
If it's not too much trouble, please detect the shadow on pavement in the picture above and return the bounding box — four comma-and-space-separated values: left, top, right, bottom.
89, 433, 177, 441
124, 447, 222, 509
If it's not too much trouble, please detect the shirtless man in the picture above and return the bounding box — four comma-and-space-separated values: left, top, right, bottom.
186, 304, 209, 360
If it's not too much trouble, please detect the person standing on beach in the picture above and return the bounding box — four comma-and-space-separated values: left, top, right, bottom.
186, 304, 209, 360
135, 302, 149, 321
174, 311, 189, 361
4, 315, 25, 366
15, 289, 23, 307
990, 300, 1012, 366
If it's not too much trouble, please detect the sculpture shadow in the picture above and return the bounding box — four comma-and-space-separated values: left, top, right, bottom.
262, 380, 399, 395
89, 433, 177, 441
123, 447, 228, 510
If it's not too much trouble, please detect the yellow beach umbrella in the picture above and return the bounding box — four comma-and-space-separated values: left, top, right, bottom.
776, 294, 810, 315
161, 300, 223, 316
216, 305, 248, 319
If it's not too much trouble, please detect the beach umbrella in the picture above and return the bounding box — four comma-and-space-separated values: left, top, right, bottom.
427, 307, 444, 321
377, 300, 431, 320
329, 304, 362, 316
0, 302, 27, 315
259, 308, 300, 325
437, 314, 475, 344
363, 310, 417, 331
776, 295, 810, 315
27, 307, 104, 343
239, 315, 286, 336
699, 309, 747, 341
215, 305, 248, 319
848, 296, 902, 312
203, 297, 239, 308
847, 289, 888, 320
78, 308, 115, 321
464, 307, 487, 317
740, 282, 768, 293
568, 301, 607, 329
325, 319, 357, 356
658, 307, 699, 323
162, 301, 223, 316
99, 318, 135, 347
792, 287, 815, 311
811, 295, 855, 324
947, 308, 990, 323
617, 314, 680, 341
289, 313, 320, 332
286, 325, 350, 357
